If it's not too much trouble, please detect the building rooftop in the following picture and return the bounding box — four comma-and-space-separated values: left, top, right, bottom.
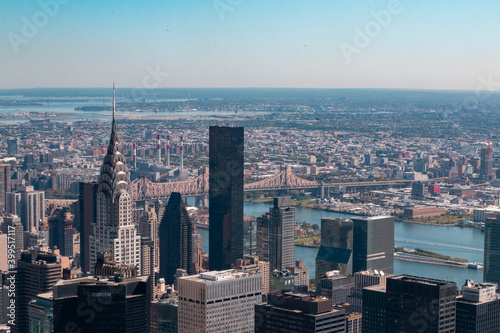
181, 269, 257, 283
390, 275, 456, 287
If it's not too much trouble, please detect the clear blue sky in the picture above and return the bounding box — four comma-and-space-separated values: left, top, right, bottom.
1, 0, 500, 90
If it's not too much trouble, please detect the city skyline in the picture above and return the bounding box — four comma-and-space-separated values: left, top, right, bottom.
1, 1, 500, 91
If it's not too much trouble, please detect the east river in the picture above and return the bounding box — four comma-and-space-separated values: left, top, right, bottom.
196, 201, 484, 285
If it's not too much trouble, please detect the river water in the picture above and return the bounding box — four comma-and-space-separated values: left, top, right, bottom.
197, 201, 484, 285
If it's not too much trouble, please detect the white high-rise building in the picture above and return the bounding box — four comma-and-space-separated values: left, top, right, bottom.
6, 186, 44, 233
178, 270, 262, 333
89, 86, 141, 273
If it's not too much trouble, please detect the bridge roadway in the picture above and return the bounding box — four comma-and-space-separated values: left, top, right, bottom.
45, 174, 443, 203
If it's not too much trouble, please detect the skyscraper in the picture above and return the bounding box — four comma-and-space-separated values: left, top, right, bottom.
255, 290, 346, 333
385, 275, 457, 333
52, 275, 149, 332
315, 218, 353, 289
456, 280, 499, 333
178, 270, 262, 332
78, 181, 97, 273
268, 196, 295, 271
362, 284, 387, 333
89, 86, 141, 273
7, 185, 45, 233
7, 139, 19, 156
480, 146, 494, 181
209, 126, 244, 270
256, 211, 270, 261
352, 216, 394, 274
48, 207, 75, 256
12, 249, 62, 333
484, 211, 500, 285
0, 215, 23, 265
0, 164, 10, 213
159, 192, 195, 284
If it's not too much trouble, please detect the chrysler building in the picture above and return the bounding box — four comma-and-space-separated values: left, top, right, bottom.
89, 85, 141, 272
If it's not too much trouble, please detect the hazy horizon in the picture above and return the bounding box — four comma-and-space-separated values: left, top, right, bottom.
2, 0, 500, 91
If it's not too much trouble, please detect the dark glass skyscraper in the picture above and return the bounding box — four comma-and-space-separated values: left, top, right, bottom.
209, 126, 244, 270
484, 211, 500, 285
480, 146, 494, 181
315, 218, 353, 288
352, 216, 394, 274
385, 275, 457, 333
159, 192, 195, 284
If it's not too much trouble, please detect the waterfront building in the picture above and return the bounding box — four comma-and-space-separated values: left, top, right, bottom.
178, 270, 261, 332
255, 290, 346, 333
484, 211, 500, 285
89, 87, 141, 273
159, 192, 196, 284
209, 126, 245, 270
352, 216, 394, 274
315, 218, 353, 291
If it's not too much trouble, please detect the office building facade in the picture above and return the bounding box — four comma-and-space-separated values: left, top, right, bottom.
0, 215, 23, 265
178, 270, 262, 332
352, 216, 394, 274
484, 211, 500, 285
209, 126, 245, 270
362, 284, 387, 333
255, 291, 346, 333
456, 280, 499, 333
315, 218, 353, 290
0, 164, 10, 213
268, 196, 295, 271
52, 275, 149, 333
7, 186, 45, 233
78, 181, 97, 273
12, 249, 62, 333
480, 146, 494, 181
159, 192, 195, 284
319, 271, 355, 304
385, 275, 457, 333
